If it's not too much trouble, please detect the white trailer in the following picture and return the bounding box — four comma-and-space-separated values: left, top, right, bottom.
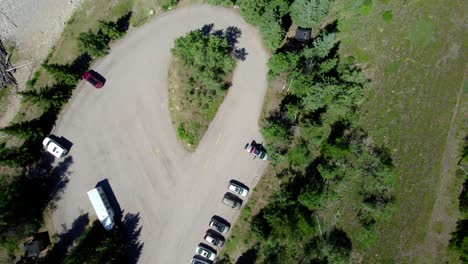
87, 187, 115, 231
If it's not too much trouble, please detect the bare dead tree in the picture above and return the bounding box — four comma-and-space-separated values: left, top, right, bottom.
0, 39, 17, 89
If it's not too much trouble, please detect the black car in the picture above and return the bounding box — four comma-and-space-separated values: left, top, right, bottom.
209, 217, 230, 234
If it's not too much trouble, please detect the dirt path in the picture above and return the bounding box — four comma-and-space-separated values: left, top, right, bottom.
419, 70, 467, 262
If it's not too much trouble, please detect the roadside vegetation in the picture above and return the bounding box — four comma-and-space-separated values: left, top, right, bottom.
209, 0, 333, 51
207, 0, 466, 263
0, 9, 132, 262
16, 214, 143, 264
169, 26, 239, 150
217, 19, 396, 263
0, 0, 183, 261
448, 137, 468, 262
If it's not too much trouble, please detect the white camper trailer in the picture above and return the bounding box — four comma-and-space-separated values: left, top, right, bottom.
87, 187, 115, 231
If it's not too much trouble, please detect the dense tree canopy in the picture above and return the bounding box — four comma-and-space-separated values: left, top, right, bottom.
237, 0, 290, 50
290, 0, 333, 28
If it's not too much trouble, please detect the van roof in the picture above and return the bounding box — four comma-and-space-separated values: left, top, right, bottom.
87, 187, 114, 230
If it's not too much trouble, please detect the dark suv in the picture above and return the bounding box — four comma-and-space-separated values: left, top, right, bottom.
209, 217, 230, 234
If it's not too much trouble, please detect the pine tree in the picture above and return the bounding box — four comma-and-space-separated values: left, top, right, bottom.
0, 119, 45, 140
99, 20, 124, 41
0, 145, 32, 167
42, 63, 79, 86
312, 33, 336, 59
19, 85, 71, 109
290, 0, 333, 29
268, 52, 300, 77
77, 31, 109, 58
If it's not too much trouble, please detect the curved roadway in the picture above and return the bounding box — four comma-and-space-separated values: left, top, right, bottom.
51, 4, 268, 263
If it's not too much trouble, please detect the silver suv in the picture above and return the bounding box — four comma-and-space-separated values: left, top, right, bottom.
209, 217, 230, 234
222, 193, 242, 209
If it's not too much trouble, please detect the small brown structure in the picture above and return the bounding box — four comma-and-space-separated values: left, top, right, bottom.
295, 27, 311, 42
23, 232, 50, 259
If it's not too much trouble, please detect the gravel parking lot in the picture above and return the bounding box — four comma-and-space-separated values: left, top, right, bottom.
51, 5, 268, 263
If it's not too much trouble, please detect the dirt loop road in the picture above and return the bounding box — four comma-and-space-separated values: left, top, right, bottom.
52, 4, 268, 263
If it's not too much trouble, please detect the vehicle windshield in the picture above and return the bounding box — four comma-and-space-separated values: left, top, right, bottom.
88, 76, 99, 86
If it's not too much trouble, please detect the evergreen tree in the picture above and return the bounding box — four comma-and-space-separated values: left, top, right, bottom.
0, 119, 45, 140
77, 31, 109, 58
268, 52, 300, 77
42, 63, 79, 86
312, 33, 336, 59
99, 20, 125, 41
19, 85, 71, 109
290, 0, 333, 29
0, 145, 34, 167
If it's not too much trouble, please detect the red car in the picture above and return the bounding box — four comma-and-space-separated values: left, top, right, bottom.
82, 70, 104, 88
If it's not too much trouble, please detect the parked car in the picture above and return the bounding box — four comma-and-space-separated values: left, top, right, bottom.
209, 217, 230, 234
195, 244, 216, 261
222, 193, 242, 209
204, 231, 225, 247
228, 181, 249, 197
244, 142, 268, 160
82, 70, 104, 88
42, 136, 68, 158
191, 256, 212, 264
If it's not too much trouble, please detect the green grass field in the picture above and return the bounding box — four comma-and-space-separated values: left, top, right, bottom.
335, 0, 466, 262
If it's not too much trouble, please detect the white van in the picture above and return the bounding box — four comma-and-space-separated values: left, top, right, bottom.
87, 187, 115, 231
42, 136, 68, 158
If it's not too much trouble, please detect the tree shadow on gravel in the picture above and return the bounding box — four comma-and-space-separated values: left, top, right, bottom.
120, 212, 144, 264
18, 213, 91, 263
200, 23, 248, 61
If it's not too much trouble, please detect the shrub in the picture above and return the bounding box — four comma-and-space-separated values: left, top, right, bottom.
382, 10, 393, 21
177, 123, 195, 146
